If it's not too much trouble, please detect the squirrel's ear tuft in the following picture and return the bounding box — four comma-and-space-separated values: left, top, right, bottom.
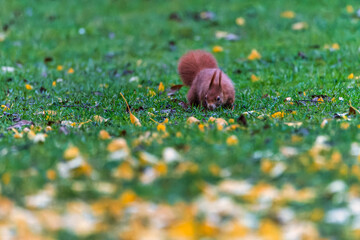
209, 70, 217, 88
219, 71, 222, 87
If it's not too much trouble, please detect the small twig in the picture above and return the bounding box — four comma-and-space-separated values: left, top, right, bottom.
120, 92, 132, 113
246, 111, 264, 121
252, 107, 266, 111
149, 118, 160, 124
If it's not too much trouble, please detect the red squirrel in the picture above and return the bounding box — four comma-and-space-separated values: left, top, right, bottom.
178, 50, 235, 110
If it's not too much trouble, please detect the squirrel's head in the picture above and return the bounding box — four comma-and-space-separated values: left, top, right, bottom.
205, 70, 224, 110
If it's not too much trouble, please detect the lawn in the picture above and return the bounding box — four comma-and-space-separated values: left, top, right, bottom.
1, 0, 360, 239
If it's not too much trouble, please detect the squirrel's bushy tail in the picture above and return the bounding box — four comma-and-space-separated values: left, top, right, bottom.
178, 50, 218, 86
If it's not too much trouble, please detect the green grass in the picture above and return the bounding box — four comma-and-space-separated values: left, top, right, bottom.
1, 0, 360, 239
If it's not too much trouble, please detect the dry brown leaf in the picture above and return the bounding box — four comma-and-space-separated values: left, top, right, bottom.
167, 84, 184, 96
349, 101, 360, 116
93, 115, 108, 123
7, 120, 34, 130
187, 117, 200, 124
237, 114, 247, 127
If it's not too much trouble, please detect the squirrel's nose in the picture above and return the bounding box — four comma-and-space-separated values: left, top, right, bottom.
208, 104, 216, 110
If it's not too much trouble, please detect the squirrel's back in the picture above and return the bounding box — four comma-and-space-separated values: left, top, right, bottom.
178, 50, 218, 86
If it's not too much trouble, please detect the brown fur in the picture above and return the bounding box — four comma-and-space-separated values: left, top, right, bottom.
177, 50, 235, 110
178, 50, 218, 87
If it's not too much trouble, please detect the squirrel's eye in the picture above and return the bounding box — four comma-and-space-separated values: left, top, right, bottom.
217, 97, 220, 101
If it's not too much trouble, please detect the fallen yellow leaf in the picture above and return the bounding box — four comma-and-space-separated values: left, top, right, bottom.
258, 219, 282, 240
154, 162, 168, 176
130, 113, 141, 126
93, 115, 108, 123
75, 162, 93, 176
332, 43, 340, 50
119, 190, 137, 205
107, 138, 128, 152
226, 135, 238, 145
209, 164, 221, 176
310, 208, 324, 222
158, 82, 164, 92
291, 135, 303, 143
157, 123, 166, 132
235, 17, 245, 26
247, 49, 261, 60
251, 74, 260, 82
46, 170, 57, 180
200, 221, 218, 237
208, 117, 216, 122
12, 128, 23, 139
2, 173, 11, 185
261, 159, 273, 173
271, 112, 284, 118
25, 84, 33, 90
340, 122, 350, 130
216, 118, 228, 126
212, 45, 223, 53
168, 220, 196, 239
1, 105, 9, 111
281, 10, 295, 18
347, 5, 354, 14
187, 116, 200, 124
148, 89, 156, 97
64, 146, 80, 160
120, 92, 141, 126
114, 162, 134, 180
99, 130, 111, 140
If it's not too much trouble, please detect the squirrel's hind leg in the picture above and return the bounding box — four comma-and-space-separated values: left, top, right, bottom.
187, 87, 200, 106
